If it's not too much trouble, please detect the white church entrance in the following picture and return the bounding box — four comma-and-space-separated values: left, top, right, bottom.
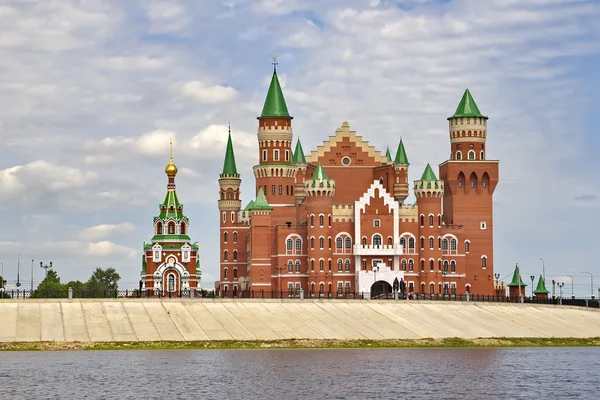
357, 262, 405, 299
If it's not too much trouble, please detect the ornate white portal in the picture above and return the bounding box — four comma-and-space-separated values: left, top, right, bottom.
357, 262, 405, 299
153, 256, 190, 292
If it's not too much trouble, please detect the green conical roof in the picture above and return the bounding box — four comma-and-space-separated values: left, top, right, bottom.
534, 275, 549, 294
260, 70, 290, 117
385, 147, 392, 162
244, 199, 255, 211
420, 163, 437, 181
394, 139, 409, 164
159, 190, 183, 219
507, 264, 527, 287
251, 187, 272, 210
293, 139, 306, 164
312, 163, 329, 181
450, 89, 486, 118
221, 129, 238, 177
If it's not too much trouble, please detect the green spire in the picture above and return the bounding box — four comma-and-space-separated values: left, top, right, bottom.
159, 190, 183, 219
293, 139, 306, 164
251, 187, 272, 210
450, 89, 485, 118
221, 127, 238, 177
312, 163, 329, 181
507, 264, 527, 287
394, 139, 409, 164
260, 66, 290, 118
244, 199, 255, 211
385, 147, 392, 162
421, 163, 437, 181
534, 275, 549, 294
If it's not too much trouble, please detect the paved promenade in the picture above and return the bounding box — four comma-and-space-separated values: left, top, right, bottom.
0, 299, 598, 342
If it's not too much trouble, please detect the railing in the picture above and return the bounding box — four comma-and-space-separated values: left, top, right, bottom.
353, 244, 403, 255
1, 289, 598, 308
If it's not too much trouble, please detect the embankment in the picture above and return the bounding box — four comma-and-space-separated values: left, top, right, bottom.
0, 299, 599, 345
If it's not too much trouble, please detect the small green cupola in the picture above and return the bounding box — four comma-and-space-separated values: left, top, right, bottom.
449, 89, 487, 119
293, 139, 306, 164
417, 163, 439, 189
534, 275, 549, 294
394, 139, 409, 164
507, 264, 527, 287
220, 126, 239, 178
260, 59, 291, 118
310, 163, 333, 188
250, 187, 272, 211
385, 147, 393, 162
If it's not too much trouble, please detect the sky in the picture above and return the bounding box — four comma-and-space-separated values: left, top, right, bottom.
0, 0, 599, 296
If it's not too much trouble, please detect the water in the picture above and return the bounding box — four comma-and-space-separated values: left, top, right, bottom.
0, 348, 597, 399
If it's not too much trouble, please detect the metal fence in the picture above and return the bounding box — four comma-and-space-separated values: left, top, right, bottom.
2, 288, 599, 308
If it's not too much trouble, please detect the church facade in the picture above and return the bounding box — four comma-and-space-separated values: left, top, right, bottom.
217, 64, 499, 297
141, 140, 201, 294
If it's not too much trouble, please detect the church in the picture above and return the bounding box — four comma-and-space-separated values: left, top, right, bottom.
217, 62, 499, 297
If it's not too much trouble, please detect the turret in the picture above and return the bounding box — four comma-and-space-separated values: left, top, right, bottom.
293, 138, 307, 204
393, 139, 410, 204
507, 264, 527, 298
254, 58, 296, 204
533, 275, 549, 299
447, 89, 488, 161
218, 126, 242, 214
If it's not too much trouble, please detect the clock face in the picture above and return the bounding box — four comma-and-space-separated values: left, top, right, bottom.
341, 156, 351, 166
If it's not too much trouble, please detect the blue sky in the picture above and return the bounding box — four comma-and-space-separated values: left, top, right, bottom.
0, 0, 599, 296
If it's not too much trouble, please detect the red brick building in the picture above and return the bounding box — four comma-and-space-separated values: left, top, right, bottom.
217, 63, 499, 297
141, 140, 201, 293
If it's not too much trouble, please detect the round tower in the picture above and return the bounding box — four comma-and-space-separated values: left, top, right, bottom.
218, 127, 242, 215
254, 58, 296, 205
414, 163, 444, 294
447, 89, 488, 162
393, 139, 410, 204
304, 163, 335, 295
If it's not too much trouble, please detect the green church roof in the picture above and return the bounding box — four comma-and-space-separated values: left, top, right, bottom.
394, 139, 409, 164
251, 187, 272, 210
450, 89, 486, 118
221, 127, 238, 177
260, 68, 290, 118
507, 264, 527, 287
417, 163, 439, 189
534, 275, 549, 294
159, 191, 184, 219
385, 147, 392, 162
293, 139, 306, 164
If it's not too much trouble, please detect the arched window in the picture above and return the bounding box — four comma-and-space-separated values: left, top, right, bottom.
310, 215, 315, 226
328, 237, 332, 249
345, 259, 350, 271
311, 237, 315, 249
296, 239, 302, 251
311, 283, 315, 293
345, 237, 352, 249
456, 151, 462, 160
233, 268, 238, 278
420, 215, 424, 226
451, 261, 456, 272
468, 151, 475, 160
409, 238, 415, 249
287, 239, 293, 251
319, 260, 324, 271
373, 235, 382, 246
401, 259, 407, 270
224, 269, 228, 278
156, 222, 163, 235
168, 222, 175, 234
420, 260, 425, 271
387, 237, 393, 246
429, 215, 434, 227
438, 260, 442, 270
430, 283, 435, 294
328, 215, 331, 226
438, 215, 441, 226
442, 239, 449, 251
429, 260, 434, 271
319, 215, 324, 226
337, 259, 343, 271
168, 274, 175, 292
443, 260, 449, 272
233, 250, 238, 261
482, 257, 487, 268
438, 237, 441, 249
295, 260, 300, 272
224, 251, 228, 261
451, 239, 457, 251
420, 237, 425, 249
233, 232, 237, 243
400, 237, 406, 248
408, 260, 414, 271
336, 237, 343, 249
362, 237, 367, 246
319, 237, 324, 249
480, 151, 485, 160
311, 260, 315, 270
288, 260, 293, 272
180, 222, 186, 234
429, 237, 434, 249
328, 259, 332, 270
319, 283, 324, 294
465, 241, 470, 253
224, 232, 228, 243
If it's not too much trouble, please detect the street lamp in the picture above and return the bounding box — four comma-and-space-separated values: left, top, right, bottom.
30, 259, 34, 292
494, 273, 500, 297
582, 271, 594, 298
562, 274, 574, 298
530, 275, 535, 299
40, 261, 53, 295
557, 282, 565, 305
16, 254, 21, 288
539, 257, 545, 283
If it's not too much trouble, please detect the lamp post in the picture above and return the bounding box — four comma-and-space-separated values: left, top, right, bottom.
552, 279, 556, 299
539, 257, 545, 283
40, 261, 52, 296
562, 274, 574, 298
582, 271, 593, 298
30, 259, 34, 292
373, 263, 380, 298
494, 273, 501, 297
530, 275, 535, 299
16, 253, 21, 288
557, 282, 564, 305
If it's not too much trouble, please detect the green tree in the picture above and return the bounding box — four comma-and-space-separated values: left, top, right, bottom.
0, 275, 9, 298
64, 280, 85, 298
85, 267, 121, 298
34, 270, 67, 298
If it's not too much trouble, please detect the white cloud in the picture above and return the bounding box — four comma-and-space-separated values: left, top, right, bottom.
84, 129, 177, 164
189, 124, 256, 161
181, 81, 239, 103
144, 0, 190, 33
103, 56, 168, 70
79, 223, 136, 241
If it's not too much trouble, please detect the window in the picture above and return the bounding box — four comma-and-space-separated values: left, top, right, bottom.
156, 222, 162, 234
272, 185, 275, 195
168, 223, 175, 234
401, 260, 406, 270
438, 260, 442, 270
456, 152, 462, 160
319, 260, 324, 271
338, 259, 343, 271
310, 215, 315, 226
296, 239, 302, 251
318, 215, 323, 227
429, 260, 434, 271
233, 268, 238, 278
471, 180, 475, 188
443, 261, 448, 272
310, 237, 315, 249
362, 237, 367, 246
279, 185, 282, 194
374, 219, 380, 227
451, 283, 456, 296
262, 150, 267, 161
438, 237, 441, 249
328, 260, 332, 271
458, 181, 463, 188
483, 181, 488, 188
451, 261, 456, 272
338, 282, 343, 294
387, 237, 393, 246
287, 238, 293, 251
409, 238, 415, 249
328, 215, 331, 226
362, 260, 367, 270
430, 283, 435, 295
224, 251, 228, 261
420, 260, 425, 271
481, 222, 487, 230
468, 151, 475, 160
154, 251, 159, 259
328, 237, 332, 249
345, 282, 351, 294
400, 237, 406, 249
233, 232, 237, 243
420, 237, 425, 249
180, 222, 186, 234
285, 150, 289, 161
429, 215, 434, 227
286, 186, 289, 195
288, 260, 293, 272
231, 212, 235, 222
420, 215, 424, 226
295, 260, 300, 272
319, 237, 324, 249
233, 251, 238, 261
345, 259, 350, 271
224, 269, 228, 279
438, 215, 441, 226
429, 237, 434, 249
450, 238, 457, 251
274, 150, 279, 161
409, 260, 414, 271
311, 260, 315, 271
373, 235, 382, 246
465, 241, 470, 253
345, 237, 352, 249
482, 257, 487, 268
224, 232, 228, 243
336, 237, 343, 249
442, 239, 449, 251
387, 259, 392, 268
319, 283, 324, 294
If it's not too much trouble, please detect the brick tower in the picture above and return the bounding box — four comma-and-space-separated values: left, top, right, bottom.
393, 139, 410, 204
439, 89, 499, 295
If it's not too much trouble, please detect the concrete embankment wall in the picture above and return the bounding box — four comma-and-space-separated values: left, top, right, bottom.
0, 299, 599, 342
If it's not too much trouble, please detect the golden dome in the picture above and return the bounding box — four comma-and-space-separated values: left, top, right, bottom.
165, 138, 178, 175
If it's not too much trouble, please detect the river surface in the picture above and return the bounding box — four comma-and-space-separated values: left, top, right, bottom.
0, 347, 597, 399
